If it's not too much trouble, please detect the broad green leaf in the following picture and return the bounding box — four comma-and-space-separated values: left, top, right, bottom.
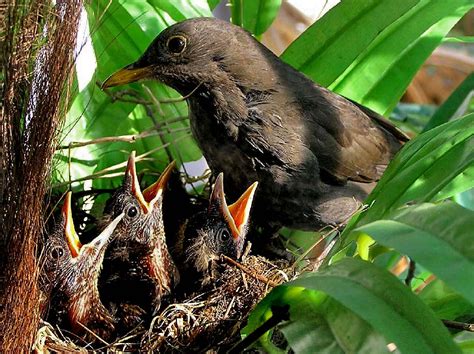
230, 0, 282, 36
352, 203, 474, 304
146, 0, 212, 22
434, 165, 474, 202
207, 0, 221, 10
342, 114, 474, 233
281, 0, 473, 115
246, 258, 458, 353
244, 287, 388, 354
56, 1, 205, 190
279, 295, 390, 354
419, 280, 474, 320
423, 73, 474, 132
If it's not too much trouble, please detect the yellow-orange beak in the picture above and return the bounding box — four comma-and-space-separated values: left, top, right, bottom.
125, 151, 176, 213
210, 173, 258, 245
101, 65, 154, 89
228, 181, 258, 235
62, 192, 82, 258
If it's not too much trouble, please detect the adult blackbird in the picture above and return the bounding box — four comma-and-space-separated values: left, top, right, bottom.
176, 173, 258, 287
40, 192, 124, 340
100, 152, 179, 315
102, 17, 409, 232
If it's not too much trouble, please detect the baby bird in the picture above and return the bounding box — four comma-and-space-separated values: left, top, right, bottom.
100, 152, 179, 315
40, 192, 124, 341
178, 173, 258, 288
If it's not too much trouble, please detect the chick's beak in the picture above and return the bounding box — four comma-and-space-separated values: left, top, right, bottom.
85, 212, 125, 256
101, 62, 154, 89
62, 192, 82, 258
209, 174, 258, 248
125, 151, 148, 213
125, 151, 175, 213
143, 160, 176, 209
228, 181, 258, 235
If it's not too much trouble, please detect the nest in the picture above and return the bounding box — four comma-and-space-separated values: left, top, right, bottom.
34, 253, 296, 353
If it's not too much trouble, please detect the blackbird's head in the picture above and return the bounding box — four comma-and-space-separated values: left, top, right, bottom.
103, 151, 175, 250
41, 192, 123, 313
185, 173, 258, 273
102, 17, 271, 94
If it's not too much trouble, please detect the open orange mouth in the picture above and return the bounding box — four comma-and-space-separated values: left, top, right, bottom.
210, 173, 258, 242
62, 192, 124, 260
125, 151, 176, 213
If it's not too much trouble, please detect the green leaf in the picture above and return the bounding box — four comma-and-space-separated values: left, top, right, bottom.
419, 280, 474, 320
352, 202, 474, 304
56, 0, 205, 189
207, 0, 221, 10
343, 114, 474, 231
246, 258, 458, 353
279, 295, 390, 354
146, 0, 212, 22
423, 73, 474, 132
434, 166, 474, 202
230, 0, 282, 36
281, 0, 474, 115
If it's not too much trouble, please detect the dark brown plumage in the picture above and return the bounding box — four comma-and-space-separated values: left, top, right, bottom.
176, 173, 258, 288
99, 152, 179, 315
103, 17, 409, 232
40, 192, 124, 341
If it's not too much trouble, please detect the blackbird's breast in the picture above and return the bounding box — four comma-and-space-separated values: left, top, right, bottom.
188, 96, 260, 199
187, 93, 326, 229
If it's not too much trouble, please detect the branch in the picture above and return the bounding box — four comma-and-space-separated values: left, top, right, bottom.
228, 305, 290, 354
442, 319, 474, 332
221, 255, 280, 288
57, 125, 190, 150
405, 259, 416, 286
52, 134, 191, 188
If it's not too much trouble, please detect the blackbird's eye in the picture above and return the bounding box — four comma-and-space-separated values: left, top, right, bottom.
51, 246, 64, 259
167, 35, 186, 54
127, 205, 139, 218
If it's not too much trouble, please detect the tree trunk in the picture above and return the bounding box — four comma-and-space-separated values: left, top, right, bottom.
0, 0, 81, 351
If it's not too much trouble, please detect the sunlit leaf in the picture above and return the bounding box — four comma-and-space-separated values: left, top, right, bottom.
282, 0, 474, 115
245, 258, 458, 353
352, 202, 474, 304
230, 0, 282, 36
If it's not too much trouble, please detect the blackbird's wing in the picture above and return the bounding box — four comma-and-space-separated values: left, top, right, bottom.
239, 82, 407, 185
346, 97, 410, 143
297, 84, 407, 184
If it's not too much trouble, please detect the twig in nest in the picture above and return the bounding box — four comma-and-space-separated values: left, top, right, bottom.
442, 319, 474, 332
224, 296, 236, 318
221, 255, 279, 288
76, 322, 109, 346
